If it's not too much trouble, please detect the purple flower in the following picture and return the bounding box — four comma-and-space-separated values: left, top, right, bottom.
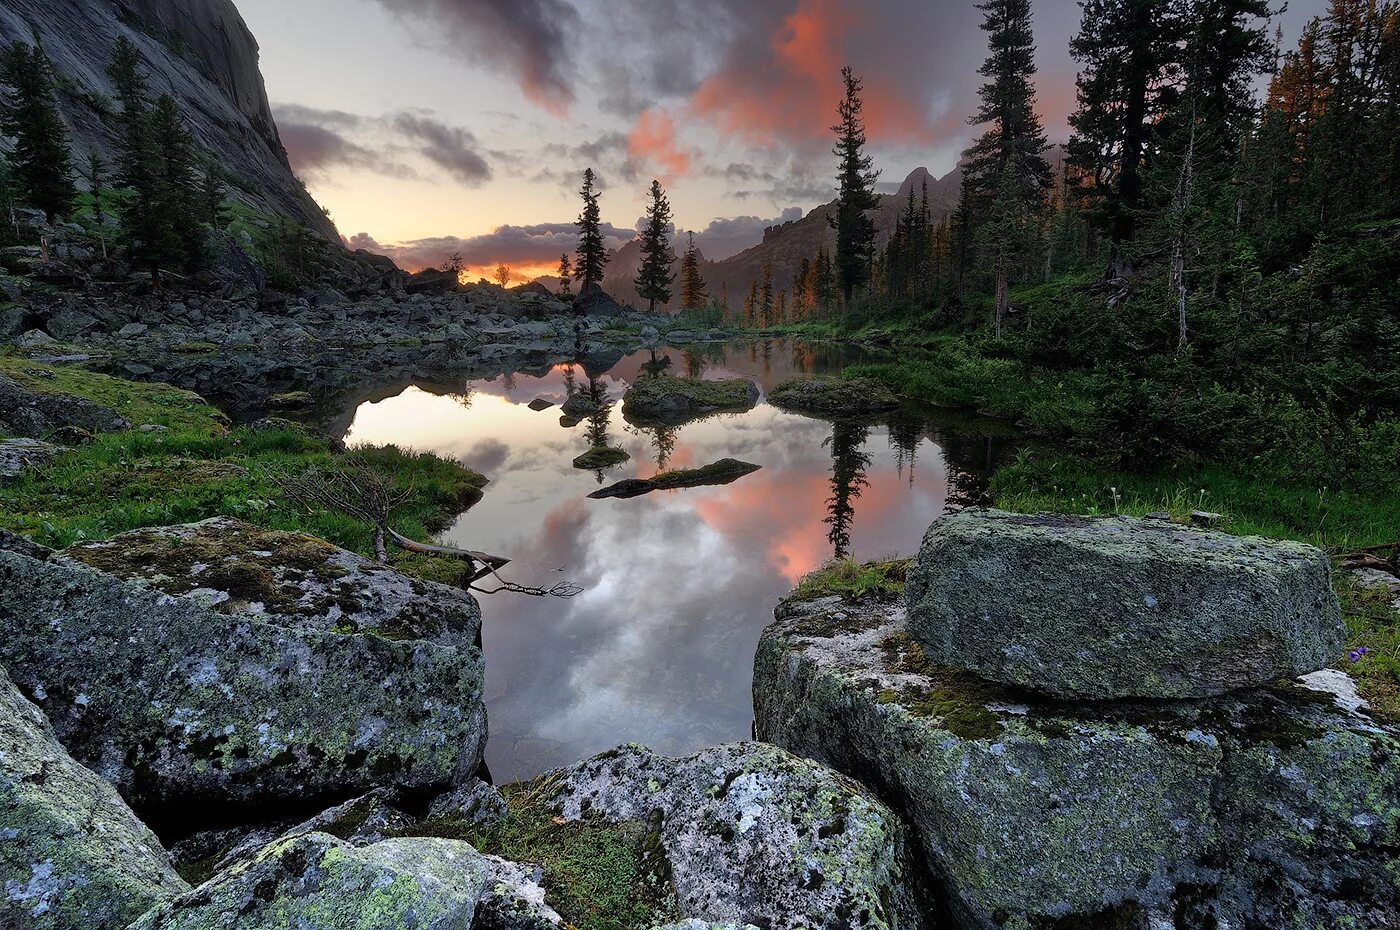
1348, 647, 1372, 663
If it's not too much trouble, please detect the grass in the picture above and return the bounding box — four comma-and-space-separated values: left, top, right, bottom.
0, 362, 485, 583
1337, 574, 1400, 722
791, 558, 912, 602
398, 779, 678, 930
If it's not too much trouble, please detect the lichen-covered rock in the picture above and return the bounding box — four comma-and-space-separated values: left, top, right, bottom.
57, 518, 481, 647
0, 438, 61, 479
542, 742, 926, 930
430, 779, 510, 831
755, 592, 1400, 929
906, 509, 1343, 699
653, 923, 760, 930
0, 537, 486, 826
622, 376, 760, 424
475, 857, 564, 930
0, 666, 188, 929
129, 832, 492, 929
767, 376, 900, 416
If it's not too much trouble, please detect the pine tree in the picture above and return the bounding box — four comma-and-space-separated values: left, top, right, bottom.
558, 253, 572, 296
680, 231, 708, 309
743, 280, 760, 326
199, 161, 228, 228
84, 152, 109, 257
107, 36, 148, 191
759, 263, 774, 326
0, 42, 77, 224
1067, 0, 1185, 274
634, 179, 675, 313
149, 94, 202, 271
829, 66, 881, 304
573, 168, 608, 293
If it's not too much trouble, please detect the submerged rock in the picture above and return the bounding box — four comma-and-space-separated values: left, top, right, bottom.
129, 833, 491, 929
754, 591, 1400, 929
572, 446, 630, 470
768, 376, 901, 416
540, 742, 927, 930
1, 666, 188, 930
622, 376, 760, 425
0, 372, 130, 439
0, 522, 486, 828
906, 509, 1342, 699
589, 459, 762, 500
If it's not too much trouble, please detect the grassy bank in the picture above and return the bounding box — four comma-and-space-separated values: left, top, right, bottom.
0, 360, 485, 583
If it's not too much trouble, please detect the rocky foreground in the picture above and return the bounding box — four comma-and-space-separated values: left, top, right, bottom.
1, 504, 1396, 929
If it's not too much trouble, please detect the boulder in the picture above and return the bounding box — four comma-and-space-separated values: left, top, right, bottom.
589, 459, 761, 500
768, 376, 901, 417
0, 519, 486, 826
574, 284, 625, 318
905, 510, 1343, 699
0, 372, 131, 439
406, 268, 462, 296
622, 377, 760, 425
572, 446, 629, 470
560, 392, 601, 418
128, 833, 492, 929
539, 743, 926, 930
0, 438, 61, 479
1, 666, 188, 930
754, 589, 1400, 930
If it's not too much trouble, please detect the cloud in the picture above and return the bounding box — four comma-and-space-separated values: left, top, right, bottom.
687, 208, 805, 261
345, 221, 636, 273
370, 0, 582, 111
392, 112, 492, 185
626, 108, 691, 179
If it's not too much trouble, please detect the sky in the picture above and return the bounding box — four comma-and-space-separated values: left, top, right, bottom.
238, 0, 1326, 279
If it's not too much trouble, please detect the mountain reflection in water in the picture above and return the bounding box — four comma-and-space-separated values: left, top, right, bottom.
343, 339, 1020, 781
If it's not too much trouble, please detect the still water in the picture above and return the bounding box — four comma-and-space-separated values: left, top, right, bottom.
344, 339, 1019, 781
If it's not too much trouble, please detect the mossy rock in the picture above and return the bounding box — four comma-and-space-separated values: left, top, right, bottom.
589, 459, 760, 499
266, 390, 314, 411
573, 446, 630, 470
768, 376, 900, 417
622, 377, 759, 425
754, 591, 1400, 928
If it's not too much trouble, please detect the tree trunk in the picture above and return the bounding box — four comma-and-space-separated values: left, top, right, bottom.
994, 260, 1009, 341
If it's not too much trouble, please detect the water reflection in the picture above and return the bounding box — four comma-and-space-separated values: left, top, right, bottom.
343, 339, 1022, 780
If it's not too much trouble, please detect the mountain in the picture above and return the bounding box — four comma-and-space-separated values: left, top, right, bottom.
0, 0, 335, 239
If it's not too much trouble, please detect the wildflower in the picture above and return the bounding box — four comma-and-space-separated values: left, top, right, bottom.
1348, 647, 1372, 663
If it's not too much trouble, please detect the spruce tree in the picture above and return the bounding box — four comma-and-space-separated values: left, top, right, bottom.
634, 179, 675, 313
760, 263, 774, 327
680, 232, 708, 310
150, 94, 202, 271
558, 253, 572, 296
573, 168, 608, 293
0, 42, 77, 224
107, 36, 148, 191
199, 161, 228, 228
829, 66, 881, 304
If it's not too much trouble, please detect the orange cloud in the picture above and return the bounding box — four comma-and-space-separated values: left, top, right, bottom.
627, 108, 692, 179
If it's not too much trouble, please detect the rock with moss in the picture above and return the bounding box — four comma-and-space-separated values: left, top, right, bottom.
0, 372, 130, 439
560, 393, 601, 418
572, 446, 630, 470
622, 376, 759, 425
767, 376, 900, 417
541, 742, 927, 930
754, 590, 1400, 929
0, 438, 61, 479
906, 509, 1343, 699
0, 528, 486, 825
266, 389, 313, 410
589, 459, 761, 500
129, 832, 492, 929
653, 923, 760, 930
1, 666, 188, 929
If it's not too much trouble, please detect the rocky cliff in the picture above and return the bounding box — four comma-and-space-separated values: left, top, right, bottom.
0, 0, 336, 239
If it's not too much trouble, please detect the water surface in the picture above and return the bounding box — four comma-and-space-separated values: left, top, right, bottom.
344, 339, 1020, 780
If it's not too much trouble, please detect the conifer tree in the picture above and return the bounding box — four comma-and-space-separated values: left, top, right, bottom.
149, 94, 202, 271
84, 152, 109, 257
0, 42, 77, 224
558, 253, 572, 296
680, 231, 708, 309
634, 179, 675, 313
107, 36, 148, 191
199, 161, 228, 228
760, 263, 774, 326
830, 67, 881, 304
573, 168, 608, 292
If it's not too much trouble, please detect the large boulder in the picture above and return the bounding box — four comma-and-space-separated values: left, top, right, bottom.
755, 590, 1400, 930
906, 510, 1343, 699
1, 666, 188, 930
0, 372, 130, 439
622, 376, 760, 425
767, 376, 901, 417
128, 833, 492, 929
537, 743, 927, 930
573, 284, 625, 318
0, 519, 486, 828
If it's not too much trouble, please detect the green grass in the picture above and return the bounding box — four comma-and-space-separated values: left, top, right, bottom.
1337, 574, 1400, 722
399, 779, 678, 930
0, 362, 485, 581
791, 558, 912, 602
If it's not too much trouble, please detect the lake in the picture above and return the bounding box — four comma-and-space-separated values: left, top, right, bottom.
342, 338, 1022, 781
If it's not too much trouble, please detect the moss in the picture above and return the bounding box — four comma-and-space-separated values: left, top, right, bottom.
768, 376, 901, 415
622, 376, 758, 421
0, 357, 226, 435
573, 446, 630, 470
268, 391, 314, 410
394, 780, 679, 930
878, 665, 1021, 741
791, 559, 911, 602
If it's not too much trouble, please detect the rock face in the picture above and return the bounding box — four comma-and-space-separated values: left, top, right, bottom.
0, 522, 486, 827
622, 377, 761, 425
754, 592, 1400, 930
768, 376, 901, 416
906, 510, 1343, 699
1, 666, 188, 930
129, 832, 492, 929
0, 373, 130, 439
0, 0, 335, 237
542, 743, 926, 930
